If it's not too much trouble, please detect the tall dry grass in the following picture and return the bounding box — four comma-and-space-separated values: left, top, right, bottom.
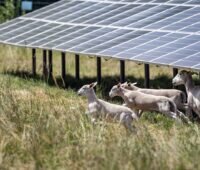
0, 45, 200, 169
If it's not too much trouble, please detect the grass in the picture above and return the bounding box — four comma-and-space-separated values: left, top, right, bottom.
0, 44, 200, 169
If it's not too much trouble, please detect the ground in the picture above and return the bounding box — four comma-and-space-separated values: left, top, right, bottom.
0, 44, 200, 170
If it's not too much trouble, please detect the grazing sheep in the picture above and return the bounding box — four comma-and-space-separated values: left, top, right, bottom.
172, 70, 200, 118
77, 82, 138, 132
109, 83, 189, 122
121, 82, 187, 111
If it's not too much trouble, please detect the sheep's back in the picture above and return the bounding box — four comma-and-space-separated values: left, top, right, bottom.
139, 89, 183, 98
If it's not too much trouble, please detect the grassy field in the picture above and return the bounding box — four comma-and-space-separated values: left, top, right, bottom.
0, 44, 200, 170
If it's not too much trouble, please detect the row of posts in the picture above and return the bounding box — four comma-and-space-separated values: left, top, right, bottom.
32, 48, 178, 88
32, 49, 80, 84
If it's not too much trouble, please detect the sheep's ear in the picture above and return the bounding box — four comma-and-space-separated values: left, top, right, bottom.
132, 82, 137, 86
179, 70, 185, 75
89, 82, 97, 88
122, 82, 128, 86
127, 82, 131, 87
117, 83, 121, 88
123, 81, 128, 85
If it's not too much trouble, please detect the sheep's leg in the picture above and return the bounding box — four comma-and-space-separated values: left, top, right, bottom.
138, 110, 144, 117
162, 111, 178, 120
167, 111, 185, 123
186, 108, 192, 118
120, 113, 137, 133
192, 108, 200, 121
123, 121, 137, 133
90, 112, 99, 125
176, 110, 190, 123
183, 104, 190, 112
131, 108, 140, 117
91, 117, 98, 125
172, 97, 186, 111
177, 103, 187, 112
184, 104, 193, 119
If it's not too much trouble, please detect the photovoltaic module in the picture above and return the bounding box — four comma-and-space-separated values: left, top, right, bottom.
0, 0, 199, 70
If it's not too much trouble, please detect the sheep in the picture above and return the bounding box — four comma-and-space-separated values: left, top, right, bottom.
109, 83, 189, 122
172, 70, 200, 118
121, 82, 187, 112
77, 82, 138, 132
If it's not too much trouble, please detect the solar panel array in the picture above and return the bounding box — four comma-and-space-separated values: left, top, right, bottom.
0, 0, 200, 70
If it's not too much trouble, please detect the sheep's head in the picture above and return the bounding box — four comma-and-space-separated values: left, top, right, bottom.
109, 83, 122, 98
121, 82, 137, 90
172, 70, 197, 86
78, 82, 97, 96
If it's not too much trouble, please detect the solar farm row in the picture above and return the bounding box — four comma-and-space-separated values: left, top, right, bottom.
0, 0, 199, 70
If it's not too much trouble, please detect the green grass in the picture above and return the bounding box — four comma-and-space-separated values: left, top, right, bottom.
0, 44, 200, 169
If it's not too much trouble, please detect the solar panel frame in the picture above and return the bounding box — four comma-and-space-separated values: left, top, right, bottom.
131, 6, 192, 28
31, 1, 83, 19
0, 19, 34, 36
12, 23, 62, 45
70, 3, 125, 23
4, 22, 56, 43
0, 0, 199, 71
109, 4, 160, 27
84, 4, 143, 24
0, 19, 23, 31
29, 25, 76, 47
45, 2, 87, 21
57, 2, 109, 22
21, 25, 71, 46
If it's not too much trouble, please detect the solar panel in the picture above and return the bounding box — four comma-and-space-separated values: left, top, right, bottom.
0, 0, 200, 71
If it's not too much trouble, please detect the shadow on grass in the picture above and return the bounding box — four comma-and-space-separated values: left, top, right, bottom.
2, 69, 180, 93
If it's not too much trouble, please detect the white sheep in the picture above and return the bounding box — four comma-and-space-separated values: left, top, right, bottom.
121, 82, 187, 112
172, 70, 200, 118
77, 82, 138, 132
109, 83, 189, 122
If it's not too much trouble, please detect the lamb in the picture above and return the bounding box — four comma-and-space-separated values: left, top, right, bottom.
172, 70, 200, 118
121, 82, 187, 112
109, 83, 189, 122
77, 82, 138, 132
